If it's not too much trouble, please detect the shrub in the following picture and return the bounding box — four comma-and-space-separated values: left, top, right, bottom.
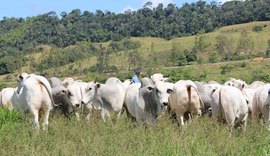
0, 109, 22, 129
252, 26, 263, 32
240, 61, 247, 68
209, 52, 218, 63
220, 64, 233, 75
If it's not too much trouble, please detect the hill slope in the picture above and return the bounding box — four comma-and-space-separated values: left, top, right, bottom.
0, 21, 270, 88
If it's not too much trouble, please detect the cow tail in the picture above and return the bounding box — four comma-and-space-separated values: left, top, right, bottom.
187, 85, 191, 104
190, 85, 205, 113
219, 89, 227, 123
0, 91, 2, 107
251, 91, 259, 119
39, 80, 60, 107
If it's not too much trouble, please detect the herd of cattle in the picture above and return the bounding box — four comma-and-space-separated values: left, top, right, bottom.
0, 72, 269, 135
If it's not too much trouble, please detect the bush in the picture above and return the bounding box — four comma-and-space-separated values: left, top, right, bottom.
252, 69, 270, 82
266, 48, 270, 58
253, 26, 263, 32
240, 61, 247, 68
209, 52, 218, 63
0, 109, 22, 129
220, 64, 233, 75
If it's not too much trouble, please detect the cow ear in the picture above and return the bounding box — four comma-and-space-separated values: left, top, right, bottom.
18, 74, 24, 81
162, 78, 169, 82
62, 82, 68, 88
96, 84, 101, 88
147, 86, 153, 91
167, 89, 174, 94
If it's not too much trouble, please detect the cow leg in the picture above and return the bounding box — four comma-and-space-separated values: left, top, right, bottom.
252, 96, 259, 120
116, 109, 122, 120
136, 118, 144, 127
75, 112, 80, 121
176, 114, 184, 127
85, 105, 92, 121
264, 107, 270, 131
242, 114, 248, 133
42, 110, 50, 131
21, 110, 26, 120
226, 118, 235, 138
32, 109, 40, 129
86, 113, 91, 121
101, 108, 107, 122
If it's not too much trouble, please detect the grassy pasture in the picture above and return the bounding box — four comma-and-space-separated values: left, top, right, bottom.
1, 21, 270, 155
0, 108, 270, 155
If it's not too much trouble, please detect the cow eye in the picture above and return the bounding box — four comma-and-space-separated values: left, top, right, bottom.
61, 90, 66, 94
68, 91, 72, 97
88, 87, 92, 91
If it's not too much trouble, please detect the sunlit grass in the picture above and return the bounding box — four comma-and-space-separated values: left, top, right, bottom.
0, 109, 270, 155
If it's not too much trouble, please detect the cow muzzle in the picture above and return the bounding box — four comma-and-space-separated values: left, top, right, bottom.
163, 102, 168, 106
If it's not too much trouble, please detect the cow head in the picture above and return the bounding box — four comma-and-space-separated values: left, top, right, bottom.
139, 78, 173, 118
16, 72, 29, 94
232, 79, 246, 91
52, 85, 74, 115
81, 81, 101, 109
155, 81, 174, 107
66, 82, 85, 108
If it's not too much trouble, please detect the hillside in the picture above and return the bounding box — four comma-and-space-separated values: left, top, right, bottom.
0, 21, 270, 89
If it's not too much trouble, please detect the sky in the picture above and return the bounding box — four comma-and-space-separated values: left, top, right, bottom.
0, 0, 232, 19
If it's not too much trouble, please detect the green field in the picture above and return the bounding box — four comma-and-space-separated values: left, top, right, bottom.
1, 108, 270, 155
1, 21, 270, 155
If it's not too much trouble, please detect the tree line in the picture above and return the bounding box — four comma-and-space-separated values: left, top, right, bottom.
0, 0, 270, 75
1, 0, 270, 51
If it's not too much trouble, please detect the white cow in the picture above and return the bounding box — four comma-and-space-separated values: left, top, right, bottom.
211, 86, 248, 136
62, 77, 74, 87
151, 73, 168, 84
124, 77, 173, 125
0, 88, 16, 110
224, 78, 236, 86
66, 81, 92, 120
82, 77, 126, 122
250, 81, 265, 89
231, 79, 247, 91
169, 80, 203, 127
226, 79, 255, 113
157, 81, 174, 116
17, 73, 55, 130
252, 84, 270, 130
122, 79, 132, 90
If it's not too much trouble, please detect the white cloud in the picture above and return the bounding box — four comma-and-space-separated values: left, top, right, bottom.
121, 6, 136, 13
142, 0, 173, 8
217, 0, 239, 4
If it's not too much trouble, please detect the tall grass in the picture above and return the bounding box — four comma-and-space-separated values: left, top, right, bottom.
0, 110, 270, 155
0, 108, 22, 129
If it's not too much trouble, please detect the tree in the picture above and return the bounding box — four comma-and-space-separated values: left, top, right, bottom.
236, 30, 254, 59
168, 51, 178, 66
209, 52, 218, 63
96, 45, 109, 73
193, 35, 211, 53
266, 39, 270, 58
128, 50, 142, 70
215, 33, 232, 61
193, 35, 211, 63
